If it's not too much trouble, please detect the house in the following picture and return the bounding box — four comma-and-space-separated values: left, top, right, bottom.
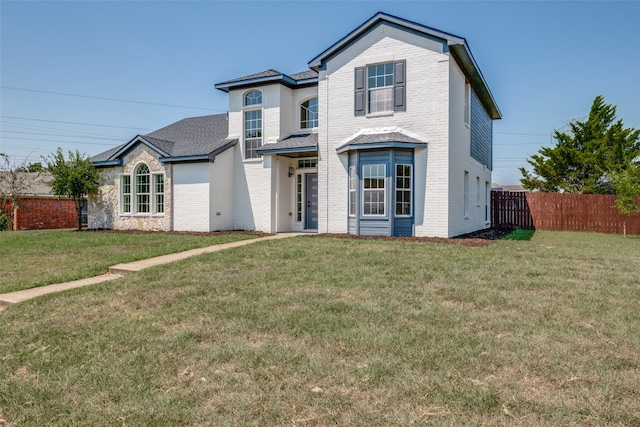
0, 172, 81, 230
89, 12, 501, 238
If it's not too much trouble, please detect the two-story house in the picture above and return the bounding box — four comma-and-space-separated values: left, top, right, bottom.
89, 12, 501, 238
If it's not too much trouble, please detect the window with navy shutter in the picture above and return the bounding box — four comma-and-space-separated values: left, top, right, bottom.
355, 60, 406, 115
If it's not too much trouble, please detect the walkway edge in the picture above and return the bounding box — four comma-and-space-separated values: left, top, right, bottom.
0, 233, 304, 311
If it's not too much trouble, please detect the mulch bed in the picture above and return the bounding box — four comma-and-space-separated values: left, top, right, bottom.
312, 226, 518, 247
85, 227, 518, 248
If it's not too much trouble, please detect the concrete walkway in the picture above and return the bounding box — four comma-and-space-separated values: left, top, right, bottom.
0, 233, 303, 312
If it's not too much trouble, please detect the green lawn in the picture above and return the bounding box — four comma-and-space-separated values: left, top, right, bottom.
0, 229, 260, 294
1, 231, 639, 426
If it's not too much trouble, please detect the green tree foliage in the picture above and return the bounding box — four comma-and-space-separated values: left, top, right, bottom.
520, 96, 640, 194
613, 167, 640, 236
44, 148, 99, 231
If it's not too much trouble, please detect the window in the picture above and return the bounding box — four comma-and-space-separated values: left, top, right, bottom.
298, 158, 317, 169
244, 90, 262, 106
464, 82, 471, 126
155, 174, 164, 214
363, 164, 385, 216
296, 174, 303, 222
368, 63, 394, 113
354, 60, 405, 116
476, 177, 481, 206
463, 171, 469, 217
395, 164, 412, 216
243, 90, 262, 159
349, 166, 356, 216
136, 164, 150, 213
244, 110, 262, 159
485, 181, 490, 221
121, 175, 131, 214
300, 98, 318, 129
120, 164, 164, 216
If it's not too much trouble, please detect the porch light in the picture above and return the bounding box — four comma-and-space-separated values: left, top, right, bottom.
288, 166, 295, 177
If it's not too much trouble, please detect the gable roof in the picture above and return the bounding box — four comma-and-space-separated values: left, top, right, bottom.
307, 11, 501, 120
215, 69, 319, 93
92, 114, 237, 166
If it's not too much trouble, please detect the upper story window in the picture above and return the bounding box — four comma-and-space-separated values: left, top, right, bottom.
354, 60, 405, 116
244, 90, 262, 106
300, 98, 318, 129
368, 64, 394, 113
244, 110, 262, 159
243, 90, 263, 160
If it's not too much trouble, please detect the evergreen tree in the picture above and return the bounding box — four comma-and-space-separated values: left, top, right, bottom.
520, 96, 640, 193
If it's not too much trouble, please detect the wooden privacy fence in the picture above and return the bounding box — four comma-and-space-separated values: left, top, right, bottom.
491, 191, 534, 229
491, 191, 640, 235
526, 193, 640, 235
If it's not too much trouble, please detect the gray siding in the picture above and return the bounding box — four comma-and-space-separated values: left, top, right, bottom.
470, 90, 493, 169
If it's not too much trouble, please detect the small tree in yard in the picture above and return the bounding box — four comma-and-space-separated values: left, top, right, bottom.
44, 148, 99, 231
0, 153, 35, 231
613, 167, 640, 237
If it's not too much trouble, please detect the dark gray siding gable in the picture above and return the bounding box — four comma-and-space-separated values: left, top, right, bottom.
470, 90, 493, 169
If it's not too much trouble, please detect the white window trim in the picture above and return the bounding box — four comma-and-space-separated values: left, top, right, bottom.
243, 108, 263, 162
243, 90, 263, 162
348, 165, 356, 217
367, 63, 394, 115
362, 164, 386, 217
119, 164, 165, 217
395, 164, 412, 218
298, 97, 319, 132
463, 171, 469, 219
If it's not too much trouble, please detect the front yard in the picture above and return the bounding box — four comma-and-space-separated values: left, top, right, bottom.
1, 231, 639, 425
0, 229, 260, 294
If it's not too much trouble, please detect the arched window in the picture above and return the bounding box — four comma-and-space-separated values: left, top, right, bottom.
135, 164, 150, 213
300, 98, 318, 129
244, 90, 262, 106
243, 90, 263, 159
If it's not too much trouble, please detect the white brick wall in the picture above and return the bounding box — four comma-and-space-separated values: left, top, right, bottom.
210, 148, 235, 230
173, 163, 210, 232
317, 22, 453, 237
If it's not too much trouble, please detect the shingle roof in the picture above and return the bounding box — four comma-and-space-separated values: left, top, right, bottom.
346, 131, 425, 146
215, 69, 318, 92
289, 70, 319, 81
92, 114, 236, 164
257, 133, 318, 154
335, 131, 427, 153
0, 172, 54, 196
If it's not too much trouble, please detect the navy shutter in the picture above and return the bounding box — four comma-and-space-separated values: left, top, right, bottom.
354, 66, 365, 116
394, 60, 406, 112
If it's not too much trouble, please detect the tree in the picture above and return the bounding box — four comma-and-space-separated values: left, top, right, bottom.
520, 96, 640, 194
0, 153, 35, 231
43, 148, 99, 231
613, 167, 640, 237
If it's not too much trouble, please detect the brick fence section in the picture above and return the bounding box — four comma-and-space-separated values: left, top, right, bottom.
8, 197, 77, 230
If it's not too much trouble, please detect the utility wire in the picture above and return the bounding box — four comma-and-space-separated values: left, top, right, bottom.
1, 86, 224, 112
0, 115, 155, 131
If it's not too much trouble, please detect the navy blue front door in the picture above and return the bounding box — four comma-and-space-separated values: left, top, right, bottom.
305, 173, 318, 229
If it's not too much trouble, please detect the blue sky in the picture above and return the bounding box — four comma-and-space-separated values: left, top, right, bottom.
1, 1, 638, 184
